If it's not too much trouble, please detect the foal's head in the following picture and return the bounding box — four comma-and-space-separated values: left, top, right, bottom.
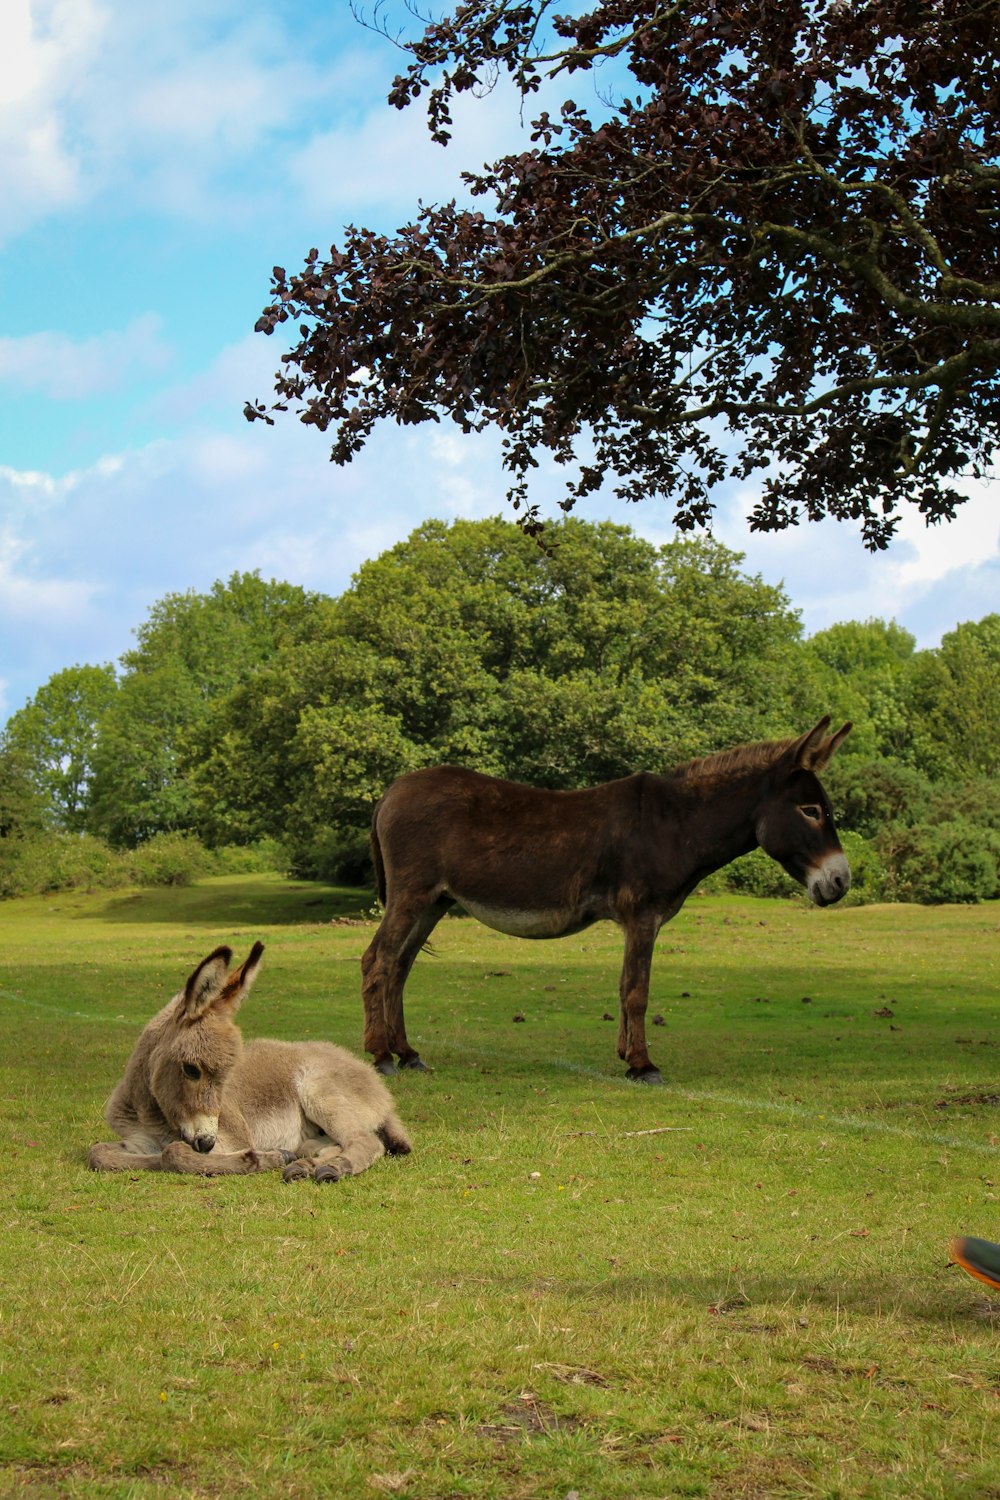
756, 718, 852, 905
149, 942, 263, 1153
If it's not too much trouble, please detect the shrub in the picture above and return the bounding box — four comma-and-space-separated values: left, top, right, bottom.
286, 824, 373, 885
824, 756, 933, 839
126, 832, 209, 887
205, 839, 288, 875
712, 847, 801, 899
0, 832, 129, 898
879, 819, 1000, 904
838, 830, 887, 904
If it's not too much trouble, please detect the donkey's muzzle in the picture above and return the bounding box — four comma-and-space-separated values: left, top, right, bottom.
807, 853, 851, 907
193, 1134, 217, 1154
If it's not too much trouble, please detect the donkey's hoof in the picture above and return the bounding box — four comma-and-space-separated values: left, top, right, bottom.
279, 1149, 297, 1164
398, 1054, 430, 1072
282, 1158, 313, 1182
315, 1163, 344, 1184
374, 1058, 398, 1076
626, 1066, 664, 1086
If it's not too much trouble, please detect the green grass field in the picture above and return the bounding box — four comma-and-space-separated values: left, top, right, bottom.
2, 875, 999, 1498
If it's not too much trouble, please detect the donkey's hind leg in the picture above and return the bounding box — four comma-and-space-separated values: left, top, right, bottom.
285, 1129, 387, 1184
617, 915, 663, 1085
361, 894, 449, 1073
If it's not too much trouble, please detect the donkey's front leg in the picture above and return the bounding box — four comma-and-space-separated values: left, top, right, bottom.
88, 1141, 164, 1172
618, 916, 662, 1085
159, 1141, 285, 1175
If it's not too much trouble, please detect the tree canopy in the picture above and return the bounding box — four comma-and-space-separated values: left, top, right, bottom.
248, 0, 1000, 548
2, 520, 999, 902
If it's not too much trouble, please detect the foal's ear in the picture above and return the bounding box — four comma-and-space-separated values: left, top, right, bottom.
213, 940, 265, 1018
180, 946, 234, 1022
790, 717, 852, 772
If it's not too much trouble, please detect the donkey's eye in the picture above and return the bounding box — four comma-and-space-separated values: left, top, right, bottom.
800, 805, 822, 823
182, 1063, 201, 1081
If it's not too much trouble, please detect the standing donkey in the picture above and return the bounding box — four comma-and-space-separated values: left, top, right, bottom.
361, 717, 852, 1084
89, 942, 412, 1180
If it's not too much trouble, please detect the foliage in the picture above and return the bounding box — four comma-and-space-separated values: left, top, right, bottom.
0, 831, 127, 899
905, 615, 1000, 779
1, 664, 118, 830
125, 831, 211, 888
86, 574, 318, 848
879, 818, 1000, 904
0, 742, 47, 840
4, 883, 1000, 1497
823, 756, 934, 840
251, 1, 1000, 548
0, 829, 280, 900
6, 517, 999, 903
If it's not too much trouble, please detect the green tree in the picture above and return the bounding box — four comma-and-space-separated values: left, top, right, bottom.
252, 1, 1000, 548
91, 574, 317, 846
2, 664, 118, 830
907, 616, 1000, 779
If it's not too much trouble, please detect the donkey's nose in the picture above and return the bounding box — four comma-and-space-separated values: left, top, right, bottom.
193, 1134, 216, 1154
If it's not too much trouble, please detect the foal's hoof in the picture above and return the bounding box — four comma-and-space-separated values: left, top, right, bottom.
374, 1058, 398, 1076
397, 1054, 430, 1072
282, 1159, 312, 1182
315, 1163, 344, 1184
626, 1066, 664, 1086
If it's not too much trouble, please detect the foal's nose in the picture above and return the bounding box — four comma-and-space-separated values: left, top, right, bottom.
193, 1134, 216, 1154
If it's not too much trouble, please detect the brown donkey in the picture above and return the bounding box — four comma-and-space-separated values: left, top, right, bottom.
362, 717, 852, 1084
89, 942, 412, 1180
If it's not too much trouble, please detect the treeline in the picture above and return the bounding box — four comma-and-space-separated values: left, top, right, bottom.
2, 518, 998, 903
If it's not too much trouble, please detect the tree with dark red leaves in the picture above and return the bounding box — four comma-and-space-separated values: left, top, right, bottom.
247, 1, 1000, 548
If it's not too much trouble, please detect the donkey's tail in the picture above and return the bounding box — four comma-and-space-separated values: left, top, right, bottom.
369, 801, 387, 907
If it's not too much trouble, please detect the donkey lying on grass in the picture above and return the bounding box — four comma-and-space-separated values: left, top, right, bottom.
88, 942, 412, 1181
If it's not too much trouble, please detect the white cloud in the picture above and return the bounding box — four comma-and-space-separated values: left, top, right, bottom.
0, 315, 171, 399
0, 0, 106, 239
0, 2, 385, 237
290, 75, 532, 219
713, 477, 1000, 646
2, 323, 997, 724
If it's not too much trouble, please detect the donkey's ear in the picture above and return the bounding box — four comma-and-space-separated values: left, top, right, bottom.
812, 721, 852, 770
790, 718, 852, 772
213, 940, 265, 1017
180, 946, 233, 1022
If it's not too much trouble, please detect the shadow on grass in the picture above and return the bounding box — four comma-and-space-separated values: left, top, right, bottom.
80, 875, 376, 928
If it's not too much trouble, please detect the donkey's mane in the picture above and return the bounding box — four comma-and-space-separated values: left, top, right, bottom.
669, 735, 796, 787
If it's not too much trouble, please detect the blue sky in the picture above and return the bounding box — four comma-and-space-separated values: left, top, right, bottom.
2, 0, 998, 727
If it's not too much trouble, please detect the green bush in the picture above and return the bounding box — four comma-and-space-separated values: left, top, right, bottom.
879, 819, 1000, 904
126, 832, 210, 887
205, 839, 288, 875
824, 756, 933, 838
711, 847, 801, 899
286, 824, 372, 885
837, 829, 887, 904
0, 832, 129, 898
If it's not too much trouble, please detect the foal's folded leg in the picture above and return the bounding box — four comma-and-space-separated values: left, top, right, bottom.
88, 1141, 164, 1172
284, 1130, 387, 1184
159, 1140, 287, 1175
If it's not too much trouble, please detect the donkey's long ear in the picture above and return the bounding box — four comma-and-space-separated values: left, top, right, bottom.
212, 940, 265, 1018
180, 946, 233, 1022
791, 717, 852, 772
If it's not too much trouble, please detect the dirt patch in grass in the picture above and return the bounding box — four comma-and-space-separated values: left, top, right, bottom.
934, 1089, 1000, 1108
478, 1394, 584, 1443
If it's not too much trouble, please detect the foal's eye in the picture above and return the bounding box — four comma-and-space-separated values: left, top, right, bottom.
182, 1062, 201, 1081
800, 804, 822, 823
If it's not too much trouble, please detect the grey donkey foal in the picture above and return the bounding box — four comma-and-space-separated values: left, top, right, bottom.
88, 942, 412, 1181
